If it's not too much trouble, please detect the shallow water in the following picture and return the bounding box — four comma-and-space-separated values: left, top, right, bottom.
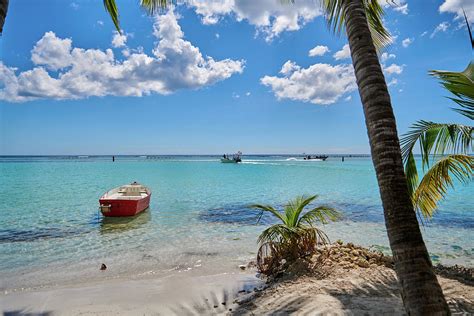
0, 155, 472, 290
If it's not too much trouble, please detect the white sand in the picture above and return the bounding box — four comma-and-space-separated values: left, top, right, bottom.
2, 267, 472, 315
1, 272, 261, 315
234, 266, 474, 315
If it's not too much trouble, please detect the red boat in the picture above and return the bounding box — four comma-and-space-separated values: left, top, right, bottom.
99, 182, 151, 217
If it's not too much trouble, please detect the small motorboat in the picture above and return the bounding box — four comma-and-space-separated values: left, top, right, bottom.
303, 155, 328, 161
99, 182, 151, 217
221, 151, 242, 163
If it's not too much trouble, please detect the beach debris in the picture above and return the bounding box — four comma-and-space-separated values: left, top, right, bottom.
239, 265, 246, 270
256, 242, 395, 280
100, 263, 107, 270
434, 264, 474, 285
247, 260, 257, 269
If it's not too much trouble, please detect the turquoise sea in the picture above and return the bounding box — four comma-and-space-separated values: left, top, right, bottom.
0, 155, 472, 291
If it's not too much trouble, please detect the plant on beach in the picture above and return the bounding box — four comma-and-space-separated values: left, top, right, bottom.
401, 13, 474, 219
252, 195, 339, 275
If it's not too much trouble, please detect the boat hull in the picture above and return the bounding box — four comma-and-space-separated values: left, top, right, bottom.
99, 184, 151, 217
221, 158, 241, 163
100, 194, 151, 217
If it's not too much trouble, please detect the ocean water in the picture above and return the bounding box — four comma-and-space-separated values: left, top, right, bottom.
0, 155, 472, 291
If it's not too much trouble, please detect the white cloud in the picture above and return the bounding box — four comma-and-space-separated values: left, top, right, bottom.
381, 52, 396, 62
280, 60, 300, 76
111, 31, 127, 48
245, 91, 251, 96
30, 31, 73, 71
430, 21, 450, 38
215, 33, 220, 39
333, 44, 351, 60
185, 0, 409, 42
387, 78, 398, 86
0, 10, 244, 103
344, 95, 352, 101
402, 37, 413, 47
378, 0, 408, 14
261, 60, 356, 105
439, 0, 474, 23
308, 45, 330, 57
383, 63, 404, 75
188, 0, 323, 42
97, 20, 104, 26
393, 3, 409, 14
421, 31, 428, 37
70, 2, 79, 10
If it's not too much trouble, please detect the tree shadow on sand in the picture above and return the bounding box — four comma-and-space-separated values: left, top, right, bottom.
166, 268, 474, 315
3, 310, 53, 316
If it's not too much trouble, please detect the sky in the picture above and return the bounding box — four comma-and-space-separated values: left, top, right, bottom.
0, 0, 472, 155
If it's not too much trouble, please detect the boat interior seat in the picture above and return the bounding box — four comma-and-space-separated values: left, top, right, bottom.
119, 186, 144, 196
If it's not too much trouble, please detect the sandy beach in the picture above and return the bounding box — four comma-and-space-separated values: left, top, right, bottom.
235, 267, 474, 315
2, 248, 473, 315
1, 272, 262, 315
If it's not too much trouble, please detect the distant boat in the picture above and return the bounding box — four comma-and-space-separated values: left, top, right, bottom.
99, 182, 151, 217
303, 155, 328, 161
221, 151, 242, 163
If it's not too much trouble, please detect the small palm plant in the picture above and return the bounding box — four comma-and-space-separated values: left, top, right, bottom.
252, 195, 339, 275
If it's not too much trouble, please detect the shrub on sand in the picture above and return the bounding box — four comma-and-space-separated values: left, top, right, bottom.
252, 195, 340, 275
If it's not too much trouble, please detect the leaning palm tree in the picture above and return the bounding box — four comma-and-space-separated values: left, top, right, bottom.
322, 0, 449, 313
401, 14, 474, 219
252, 195, 339, 275
105, 0, 450, 313
0, 0, 8, 34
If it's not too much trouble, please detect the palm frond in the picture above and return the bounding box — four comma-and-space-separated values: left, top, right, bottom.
413, 154, 474, 218
429, 12, 474, 120
298, 205, 340, 226
463, 9, 473, 50
139, 0, 172, 15
257, 224, 295, 244
404, 151, 419, 196
430, 65, 474, 120
251, 204, 286, 224
285, 195, 317, 227
104, 0, 171, 33
401, 120, 473, 169
322, 0, 392, 51
103, 0, 120, 33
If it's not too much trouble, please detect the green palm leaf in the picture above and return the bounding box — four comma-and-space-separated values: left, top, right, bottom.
413, 154, 474, 218
103, 0, 171, 33
252, 195, 339, 245
322, 0, 392, 51
103, 0, 120, 33
401, 121, 473, 200
401, 121, 473, 169
430, 64, 474, 120
298, 205, 340, 225
429, 11, 474, 120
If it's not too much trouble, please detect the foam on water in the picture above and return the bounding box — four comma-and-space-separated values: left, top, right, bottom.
0, 155, 472, 291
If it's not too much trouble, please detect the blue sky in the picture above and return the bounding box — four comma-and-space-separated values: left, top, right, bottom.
0, 0, 472, 155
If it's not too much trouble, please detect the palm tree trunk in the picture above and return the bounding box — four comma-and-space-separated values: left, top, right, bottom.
0, 0, 8, 34
342, 0, 449, 314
